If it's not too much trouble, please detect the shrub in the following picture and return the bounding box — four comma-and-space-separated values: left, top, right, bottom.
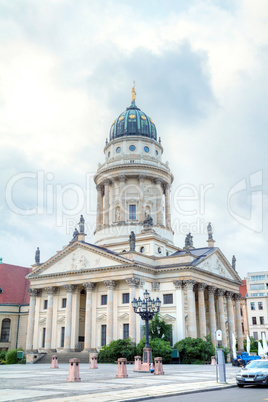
0, 351, 6, 361
136, 337, 173, 364
5, 348, 24, 365
98, 338, 136, 363
174, 336, 215, 364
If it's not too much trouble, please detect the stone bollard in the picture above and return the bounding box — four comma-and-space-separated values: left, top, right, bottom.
134, 356, 141, 371
90, 353, 98, 369
116, 358, 128, 378
154, 357, 164, 375
50, 355, 59, 369
67, 358, 81, 382
211, 356, 216, 366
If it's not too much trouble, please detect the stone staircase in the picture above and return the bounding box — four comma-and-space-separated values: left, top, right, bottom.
35, 351, 90, 364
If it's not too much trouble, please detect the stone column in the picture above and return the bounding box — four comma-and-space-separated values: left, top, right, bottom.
234, 294, 244, 350
217, 289, 228, 347
119, 175, 126, 222
96, 185, 103, 230
207, 286, 217, 345
184, 280, 197, 338
155, 179, 164, 225
64, 285, 76, 351
173, 281, 185, 341
104, 280, 116, 344
138, 175, 145, 222
197, 283, 207, 339
26, 289, 40, 351
165, 184, 171, 228
44, 287, 57, 350
104, 180, 110, 226
83, 282, 95, 351
226, 291, 235, 351
126, 278, 140, 343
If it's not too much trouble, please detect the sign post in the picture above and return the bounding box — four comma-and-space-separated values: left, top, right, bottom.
215, 330, 222, 383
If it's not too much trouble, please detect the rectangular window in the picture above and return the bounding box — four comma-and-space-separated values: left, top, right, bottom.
42, 328, 46, 348
0, 319, 11, 342
250, 302, 255, 310
250, 283, 265, 290
240, 308, 243, 316
252, 317, 257, 325
62, 298, 67, 308
101, 325, 107, 346
122, 293, 130, 304
258, 301, 263, 310
253, 331, 258, 340
129, 204, 136, 220
123, 324, 129, 339
163, 294, 173, 304
61, 327, 65, 347
251, 275, 265, 281
260, 316, 265, 325
44, 300, 48, 310
242, 322, 245, 334
101, 295, 107, 305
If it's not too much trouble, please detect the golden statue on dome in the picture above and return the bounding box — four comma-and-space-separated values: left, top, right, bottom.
131, 81, 136, 102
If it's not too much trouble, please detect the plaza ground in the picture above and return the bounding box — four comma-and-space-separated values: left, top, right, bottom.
0, 363, 240, 402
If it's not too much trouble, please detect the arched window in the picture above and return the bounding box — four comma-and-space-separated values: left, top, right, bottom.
1, 318, 11, 342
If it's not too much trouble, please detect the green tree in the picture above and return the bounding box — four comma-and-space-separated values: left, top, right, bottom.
136, 337, 173, 363
243, 336, 258, 353
148, 313, 172, 342
174, 336, 215, 364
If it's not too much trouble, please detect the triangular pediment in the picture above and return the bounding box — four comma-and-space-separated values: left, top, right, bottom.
118, 313, 129, 320
28, 242, 132, 278
196, 250, 237, 281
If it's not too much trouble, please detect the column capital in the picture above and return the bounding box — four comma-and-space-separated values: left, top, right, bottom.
216, 288, 225, 297
184, 280, 196, 290
45, 286, 58, 295
233, 293, 241, 301
64, 284, 77, 293
226, 291, 234, 299
104, 280, 117, 289
152, 282, 160, 291
207, 286, 217, 294
28, 288, 41, 297
103, 179, 110, 186
96, 184, 103, 192
138, 174, 146, 182
165, 183, 171, 191
119, 175, 127, 183
154, 178, 163, 185
197, 283, 207, 291
173, 280, 183, 289
126, 278, 140, 288
83, 282, 95, 291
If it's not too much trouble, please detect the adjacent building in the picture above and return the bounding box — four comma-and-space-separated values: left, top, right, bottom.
0, 262, 31, 351
246, 271, 268, 340
26, 89, 244, 354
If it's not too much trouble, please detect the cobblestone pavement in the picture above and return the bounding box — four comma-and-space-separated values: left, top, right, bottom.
0, 363, 240, 402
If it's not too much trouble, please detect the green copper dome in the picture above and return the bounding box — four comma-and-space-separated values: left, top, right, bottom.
109, 92, 157, 142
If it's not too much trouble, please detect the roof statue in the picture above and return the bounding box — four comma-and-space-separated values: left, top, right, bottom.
143, 214, 153, 228
184, 233, 193, 251
232, 255, 236, 270
129, 231, 136, 251
35, 247, 40, 265
207, 222, 213, 240
70, 228, 79, 243
79, 215, 85, 234
131, 81, 136, 102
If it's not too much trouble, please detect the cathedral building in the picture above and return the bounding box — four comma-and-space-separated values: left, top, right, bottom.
26, 88, 244, 355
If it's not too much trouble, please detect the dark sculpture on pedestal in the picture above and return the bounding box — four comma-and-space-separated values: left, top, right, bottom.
207, 222, 213, 240
72, 228, 79, 243
143, 214, 153, 228
78, 215, 85, 234
129, 231, 136, 251
232, 255, 236, 270
184, 233, 193, 251
35, 247, 40, 264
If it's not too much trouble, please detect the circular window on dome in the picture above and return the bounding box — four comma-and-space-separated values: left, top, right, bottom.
119, 116, 124, 121
144, 146, 149, 153
156, 150, 159, 156
116, 147, 121, 154
129, 114, 136, 119
141, 115, 146, 120
129, 145, 136, 152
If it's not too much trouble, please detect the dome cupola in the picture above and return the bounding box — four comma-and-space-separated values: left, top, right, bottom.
109, 84, 157, 142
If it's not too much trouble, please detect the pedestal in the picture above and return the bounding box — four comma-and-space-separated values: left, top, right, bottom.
140, 347, 153, 372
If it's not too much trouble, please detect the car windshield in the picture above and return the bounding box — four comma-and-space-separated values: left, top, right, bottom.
246, 361, 268, 369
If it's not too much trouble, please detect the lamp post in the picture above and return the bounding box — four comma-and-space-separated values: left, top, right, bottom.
132, 289, 161, 370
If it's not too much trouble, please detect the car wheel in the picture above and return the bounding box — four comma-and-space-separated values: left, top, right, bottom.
237, 384, 244, 388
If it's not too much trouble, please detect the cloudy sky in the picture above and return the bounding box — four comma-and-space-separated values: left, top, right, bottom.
1, 0, 267, 280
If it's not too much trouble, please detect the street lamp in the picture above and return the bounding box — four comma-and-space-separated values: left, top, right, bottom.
132, 289, 161, 349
